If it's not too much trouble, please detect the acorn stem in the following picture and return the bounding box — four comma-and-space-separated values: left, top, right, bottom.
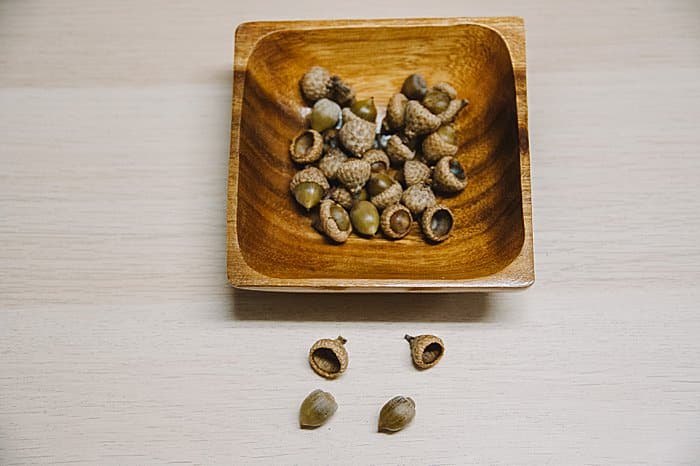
404, 334, 415, 343
337, 336, 347, 345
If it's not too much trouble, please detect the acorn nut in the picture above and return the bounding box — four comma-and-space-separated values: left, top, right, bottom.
368, 173, 403, 210
422, 125, 458, 163
404, 100, 442, 139
405, 334, 445, 369
310, 98, 341, 132
380, 203, 413, 239
319, 200, 352, 243
350, 97, 377, 123
299, 389, 338, 429
309, 336, 348, 379
350, 200, 380, 236
290, 129, 324, 164
363, 149, 391, 173
403, 160, 432, 186
378, 396, 415, 433
336, 159, 371, 194
401, 183, 437, 216
433, 156, 467, 193
339, 108, 376, 157
421, 204, 454, 243
290, 167, 330, 211
401, 73, 428, 100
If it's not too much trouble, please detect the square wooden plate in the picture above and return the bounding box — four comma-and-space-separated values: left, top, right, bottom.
228, 17, 534, 292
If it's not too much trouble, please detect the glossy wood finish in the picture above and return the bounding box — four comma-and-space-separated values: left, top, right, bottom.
228, 18, 533, 291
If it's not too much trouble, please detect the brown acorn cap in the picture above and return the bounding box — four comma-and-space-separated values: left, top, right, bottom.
290, 166, 330, 193
438, 98, 469, 124
380, 203, 413, 239
339, 109, 376, 157
336, 158, 371, 193
422, 129, 458, 164
433, 156, 468, 193
403, 160, 432, 186
290, 129, 324, 164
300, 66, 332, 103
318, 147, 348, 180
309, 336, 348, 379
421, 204, 454, 243
370, 181, 403, 211
401, 183, 436, 216
432, 82, 458, 99
329, 186, 354, 210
404, 334, 445, 369
385, 93, 408, 131
404, 100, 442, 138
327, 75, 355, 106
319, 200, 351, 243
386, 134, 415, 165
362, 149, 391, 173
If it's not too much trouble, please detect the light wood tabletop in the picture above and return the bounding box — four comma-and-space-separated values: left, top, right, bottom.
1, 1, 699, 465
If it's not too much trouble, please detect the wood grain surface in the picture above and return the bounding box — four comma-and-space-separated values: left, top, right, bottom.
1, 1, 700, 465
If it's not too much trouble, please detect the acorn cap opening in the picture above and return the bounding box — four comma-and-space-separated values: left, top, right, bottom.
294, 131, 315, 157
431, 208, 453, 237
311, 348, 340, 374
422, 342, 444, 365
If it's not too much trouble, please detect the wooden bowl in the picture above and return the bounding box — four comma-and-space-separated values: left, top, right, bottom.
228, 17, 533, 292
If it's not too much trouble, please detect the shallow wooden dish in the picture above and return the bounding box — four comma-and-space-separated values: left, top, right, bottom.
228, 17, 533, 292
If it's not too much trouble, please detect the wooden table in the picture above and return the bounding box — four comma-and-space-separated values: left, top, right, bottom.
1, 1, 699, 464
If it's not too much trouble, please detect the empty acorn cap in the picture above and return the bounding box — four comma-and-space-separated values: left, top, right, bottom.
319, 200, 352, 243
384, 93, 408, 131
401, 183, 437, 217
386, 134, 415, 165
422, 127, 459, 164
339, 109, 376, 157
421, 204, 454, 243
290, 129, 324, 164
329, 186, 354, 210
336, 159, 371, 194
370, 180, 403, 211
363, 149, 391, 173
300, 66, 332, 102
438, 99, 469, 125
299, 389, 338, 429
378, 396, 415, 433
403, 160, 432, 186
404, 100, 442, 138
433, 156, 467, 193
318, 147, 348, 180
309, 336, 348, 379
404, 334, 445, 369
380, 203, 413, 239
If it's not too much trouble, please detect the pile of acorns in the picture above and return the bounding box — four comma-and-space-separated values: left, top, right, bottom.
289, 66, 469, 244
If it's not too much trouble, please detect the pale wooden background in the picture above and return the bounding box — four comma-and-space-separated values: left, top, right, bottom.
1, 0, 699, 465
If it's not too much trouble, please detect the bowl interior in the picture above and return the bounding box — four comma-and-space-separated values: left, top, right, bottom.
236, 23, 524, 280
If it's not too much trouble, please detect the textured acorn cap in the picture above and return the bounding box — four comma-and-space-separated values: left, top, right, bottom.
378, 396, 415, 433
318, 147, 348, 180
401, 183, 436, 216
327, 75, 355, 106
336, 158, 371, 193
290, 166, 330, 193
300, 66, 332, 102
370, 181, 403, 211
422, 129, 458, 164
339, 109, 376, 157
405, 334, 445, 369
363, 149, 391, 173
404, 100, 441, 139
319, 200, 351, 243
299, 389, 338, 429
309, 336, 348, 379
438, 98, 469, 124
290, 129, 324, 164
329, 186, 354, 210
403, 160, 432, 186
384, 93, 408, 131
380, 203, 413, 240
432, 82, 458, 99
421, 204, 454, 243
386, 134, 415, 165
433, 156, 468, 193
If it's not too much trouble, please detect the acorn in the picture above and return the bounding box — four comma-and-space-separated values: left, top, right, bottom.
421, 204, 454, 243
432, 82, 458, 99
438, 98, 468, 124
308, 336, 348, 379
327, 75, 355, 106
318, 200, 352, 243
384, 93, 408, 131
380, 203, 413, 239
404, 101, 441, 139
350, 97, 377, 122
362, 149, 391, 173
367, 173, 403, 210
422, 125, 458, 164
329, 186, 353, 210
299, 389, 338, 429
432, 156, 467, 193
310, 98, 341, 132
339, 108, 376, 157
401, 73, 428, 100
290, 167, 330, 210
318, 147, 348, 180
336, 159, 371, 194
402, 160, 432, 186
290, 129, 324, 164
422, 87, 451, 115
300, 66, 332, 103
404, 334, 445, 369
386, 134, 415, 165
378, 396, 415, 433
350, 200, 380, 236
401, 183, 436, 216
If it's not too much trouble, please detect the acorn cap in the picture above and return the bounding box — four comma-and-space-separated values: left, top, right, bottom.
380, 203, 413, 240
404, 334, 445, 369
421, 204, 454, 243
401, 183, 436, 216
404, 100, 442, 138
432, 82, 458, 99
363, 149, 391, 173
336, 158, 371, 193
433, 156, 467, 193
309, 336, 348, 379
386, 134, 415, 165
339, 109, 377, 157
403, 160, 432, 186
319, 200, 351, 243
438, 98, 469, 124
290, 166, 330, 193
385, 93, 408, 131
329, 186, 354, 210
422, 129, 458, 164
327, 75, 355, 106
290, 129, 324, 164
300, 66, 332, 103
370, 181, 403, 211
318, 147, 348, 180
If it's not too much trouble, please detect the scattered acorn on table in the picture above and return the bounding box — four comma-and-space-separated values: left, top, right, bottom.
290, 66, 470, 244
